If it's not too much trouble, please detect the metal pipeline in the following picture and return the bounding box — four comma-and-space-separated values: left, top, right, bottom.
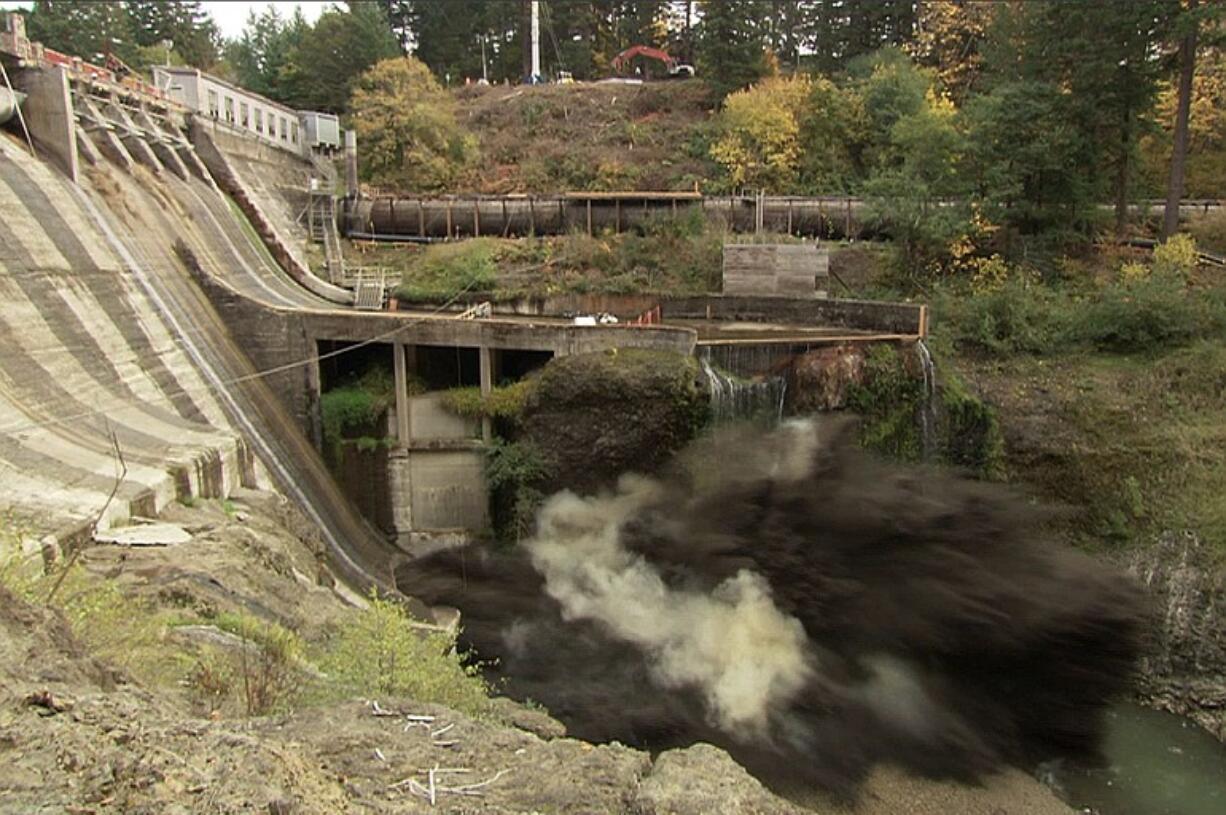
0, 80, 26, 125
343, 195, 872, 241
342, 194, 1226, 244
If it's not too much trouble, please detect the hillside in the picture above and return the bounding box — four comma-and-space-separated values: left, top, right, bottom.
450, 81, 720, 194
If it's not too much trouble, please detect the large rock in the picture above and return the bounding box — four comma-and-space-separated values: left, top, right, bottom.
785, 344, 868, 413
633, 743, 807, 815
521, 349, 708, 496
1128, 530, 1226, 740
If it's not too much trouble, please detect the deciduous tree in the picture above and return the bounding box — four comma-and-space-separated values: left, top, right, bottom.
349, 57, 477, 191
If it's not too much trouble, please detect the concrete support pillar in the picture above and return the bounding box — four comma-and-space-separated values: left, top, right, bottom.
479, 345, 493, 443
106, 102, 163, 175
15, 65, 78, 183
74, 127, 101, 166
393, 341, 411, 445
77, 97, 134, 173
134, 109, 189, 180
387, 447, 413, 544
344, 129, 358, 198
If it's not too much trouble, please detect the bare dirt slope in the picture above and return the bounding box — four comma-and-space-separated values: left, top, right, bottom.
452, 81, 718, 194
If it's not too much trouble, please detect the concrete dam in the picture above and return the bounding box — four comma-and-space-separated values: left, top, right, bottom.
0, 37, 924, 597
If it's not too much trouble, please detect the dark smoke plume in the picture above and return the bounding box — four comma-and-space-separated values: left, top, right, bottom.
397, 418, 1142, 794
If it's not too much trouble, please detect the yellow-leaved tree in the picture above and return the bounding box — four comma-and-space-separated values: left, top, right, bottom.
709, 76, 810, 192
349, 57, 476, 192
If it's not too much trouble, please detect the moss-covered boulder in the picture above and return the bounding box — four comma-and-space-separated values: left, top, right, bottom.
521, 349, 709, 496
786, 344, 868, 413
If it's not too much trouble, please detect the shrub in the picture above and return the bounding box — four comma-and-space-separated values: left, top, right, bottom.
442, 380, 535, 422
484, 438, 550, 543
938, 279, 1066, 355
1069, 275, 1204, 352
319, 592, 493, 718
1118, 261, 1151, 283
319, 367, 399, 459
1152, 233, 1198, 280
206, 612, 308, 716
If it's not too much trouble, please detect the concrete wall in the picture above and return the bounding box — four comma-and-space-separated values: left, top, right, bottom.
406, 449, 487, 530
662, 295, 927, 337
14, 65, 77, 182
190, 120, 352, 305
184, 262, 696, 446
722, 243, 830, 298
408, 393, 480, 441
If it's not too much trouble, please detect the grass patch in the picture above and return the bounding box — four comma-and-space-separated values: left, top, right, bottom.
0, 547, 181, 688
392, 238, 503, 301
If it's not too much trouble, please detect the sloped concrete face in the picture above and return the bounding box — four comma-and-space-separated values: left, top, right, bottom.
0, 138, 248, 543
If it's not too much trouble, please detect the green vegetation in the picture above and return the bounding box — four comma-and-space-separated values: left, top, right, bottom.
844, 344, 1004, 480
0, 551, 172, 683
936, 246, 1225, 358
442, 380, 535, 422
909, 243, 1226, 553
351, 57, 476, 192
0, 520, 496, 721
183, 598, 495, 719
483, 439, 551, 545
319, 367, 402, 461
379, 211, 724, 302
24, 1, 219, 72
388, 238, 502, 301
317, 591, 493, 718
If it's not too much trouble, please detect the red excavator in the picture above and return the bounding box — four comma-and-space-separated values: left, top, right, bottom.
610, 45, 695, 79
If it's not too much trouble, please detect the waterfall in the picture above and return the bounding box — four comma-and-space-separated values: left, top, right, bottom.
915, 339, 937, 461
699, 355, 787, 426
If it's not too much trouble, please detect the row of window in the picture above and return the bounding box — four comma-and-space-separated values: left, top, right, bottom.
206, 87, 298, 146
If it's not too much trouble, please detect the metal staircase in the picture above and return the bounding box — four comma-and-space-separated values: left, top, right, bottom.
305, 180, 398, 310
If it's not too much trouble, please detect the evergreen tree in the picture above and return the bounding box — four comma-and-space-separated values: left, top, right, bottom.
126, 0, 220, 68
1008, 0, 1180, 233
224, 5, 308, 103
697, 0, 768, 98
281, 3, 401, 112
25, 0, 137, 64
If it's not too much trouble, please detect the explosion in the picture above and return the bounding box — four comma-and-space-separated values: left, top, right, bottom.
397, 418, 1141, 793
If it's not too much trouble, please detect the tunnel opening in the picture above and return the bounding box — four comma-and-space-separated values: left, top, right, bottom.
316, 340, 395, 535
413, 344, 480, 391
494, 348, 553, 384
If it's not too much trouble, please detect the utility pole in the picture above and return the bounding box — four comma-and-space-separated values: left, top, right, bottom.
481, 34, 489, 83
530, 0, 541, 83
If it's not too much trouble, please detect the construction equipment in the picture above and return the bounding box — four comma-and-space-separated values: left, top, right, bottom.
610, 45, 695, 79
